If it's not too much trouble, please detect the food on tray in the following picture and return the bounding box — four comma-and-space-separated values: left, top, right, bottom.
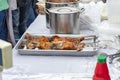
52, 35, 85, 50
25, 33, 85, 51
25, 33, 52, 49
25, 33, 34, 40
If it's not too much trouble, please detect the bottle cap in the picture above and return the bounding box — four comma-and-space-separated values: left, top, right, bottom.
98, 55, 106, 63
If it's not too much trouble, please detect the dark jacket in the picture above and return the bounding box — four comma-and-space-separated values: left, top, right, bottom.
17, 0, 30, 7
33, 0, 38, 9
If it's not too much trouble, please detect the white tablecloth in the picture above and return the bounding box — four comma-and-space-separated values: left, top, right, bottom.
2, 15, 120, 80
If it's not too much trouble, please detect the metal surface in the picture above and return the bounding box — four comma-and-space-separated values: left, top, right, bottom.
45, 2, 79, 28
15, 34, 98, 56
108, 50, 120, 64
114, 35, 120, 49
79, 0, 92, 3
48, 7, 81, 34
45, 0, 78, 3
46, 2, 69, 28
108, 35, 120, 64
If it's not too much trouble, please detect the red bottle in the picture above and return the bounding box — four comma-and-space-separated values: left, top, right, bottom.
93, 55, 111, 80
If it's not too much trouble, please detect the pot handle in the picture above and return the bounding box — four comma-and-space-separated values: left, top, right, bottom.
45, 9, 51, 29
45, 9, 49, 15
79, 7, 85, 14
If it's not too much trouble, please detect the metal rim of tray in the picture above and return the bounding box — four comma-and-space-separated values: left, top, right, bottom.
15, 34, 98, 56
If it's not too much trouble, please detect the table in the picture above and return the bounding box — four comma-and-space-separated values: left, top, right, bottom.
2, 14, 120, 80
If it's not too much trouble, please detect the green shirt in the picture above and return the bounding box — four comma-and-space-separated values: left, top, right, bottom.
0, 0, 9, 11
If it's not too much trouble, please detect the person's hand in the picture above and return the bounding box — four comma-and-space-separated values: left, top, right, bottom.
36, 4, 45, 14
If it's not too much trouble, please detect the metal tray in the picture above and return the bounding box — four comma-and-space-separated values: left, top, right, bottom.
15, 34, 98, 56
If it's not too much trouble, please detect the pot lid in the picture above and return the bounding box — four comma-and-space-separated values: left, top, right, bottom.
48, 7, 79, 14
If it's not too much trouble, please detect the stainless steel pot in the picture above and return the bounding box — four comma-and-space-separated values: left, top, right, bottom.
46, 3, 70, 28
45, 2, 79, 28
48, 7, 82, 34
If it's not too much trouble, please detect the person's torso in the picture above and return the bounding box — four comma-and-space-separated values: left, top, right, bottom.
0, 0, 9, 11
17, 0, 31, 7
